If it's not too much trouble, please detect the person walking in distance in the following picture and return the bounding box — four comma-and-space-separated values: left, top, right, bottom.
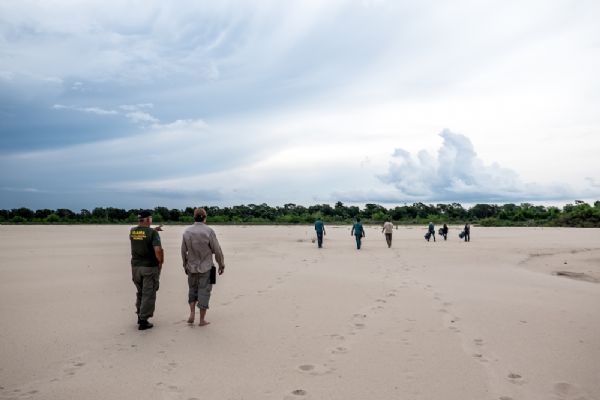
351, 218, 366, 249
382, 218, 394, 248
314, 218, 326, 248
427, 221, 436, 242
181, 208, 225, 326
130, 210, 164, 331
441, 223, 449, 241
464, 223, 471, 242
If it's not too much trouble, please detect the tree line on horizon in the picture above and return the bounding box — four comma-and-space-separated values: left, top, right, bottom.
1, 200, 599, 227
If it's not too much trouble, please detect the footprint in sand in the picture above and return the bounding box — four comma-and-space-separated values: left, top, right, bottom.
63, 360, 85, 377
297, 364, 332, 375
474, 338, 484, 346
553, 382, 589, 399
508, 373, 525, 385
331, 346, 348, 354
156, 382, 183, 398
291, 389, 307, 396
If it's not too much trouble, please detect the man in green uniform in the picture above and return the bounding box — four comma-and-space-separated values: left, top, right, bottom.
314, 218, 326, 248
130, 210, 164, 330
351, 218, 365, 249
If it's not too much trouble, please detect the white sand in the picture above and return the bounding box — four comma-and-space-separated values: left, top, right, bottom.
0, 225, 599, 400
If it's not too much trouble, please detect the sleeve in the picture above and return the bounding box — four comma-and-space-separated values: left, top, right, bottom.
151, 230, 162, 247
181, 235, 188, 267
209, 231, 225, 268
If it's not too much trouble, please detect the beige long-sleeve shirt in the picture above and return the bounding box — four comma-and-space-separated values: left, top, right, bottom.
382, 221, 394, 234
181, 222, 225, 274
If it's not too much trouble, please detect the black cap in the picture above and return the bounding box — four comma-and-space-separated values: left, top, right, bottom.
137, 210, 152, 219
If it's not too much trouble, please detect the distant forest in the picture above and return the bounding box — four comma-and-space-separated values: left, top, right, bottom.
1, 201, 600, 227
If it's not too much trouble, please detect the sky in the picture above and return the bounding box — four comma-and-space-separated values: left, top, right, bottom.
1, 0, 599, 210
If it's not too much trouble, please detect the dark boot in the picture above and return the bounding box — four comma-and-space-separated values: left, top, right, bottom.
138, 320, 154, 330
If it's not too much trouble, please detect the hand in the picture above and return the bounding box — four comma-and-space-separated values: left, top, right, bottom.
155, 225, 163, 231
218, 266, 225, 275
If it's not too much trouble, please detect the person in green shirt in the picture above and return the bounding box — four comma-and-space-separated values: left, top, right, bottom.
351, 218, 365, 249
130, 210, 164, 330
314, 218, 326, 248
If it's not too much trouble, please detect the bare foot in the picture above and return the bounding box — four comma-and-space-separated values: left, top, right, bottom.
198, 320, 210, 327
187, 317, 194, 324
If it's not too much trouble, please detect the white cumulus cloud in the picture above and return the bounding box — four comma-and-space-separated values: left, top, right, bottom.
380, 129, 576, 203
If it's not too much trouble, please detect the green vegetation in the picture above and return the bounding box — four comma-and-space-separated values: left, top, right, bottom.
1, 200, 599, 227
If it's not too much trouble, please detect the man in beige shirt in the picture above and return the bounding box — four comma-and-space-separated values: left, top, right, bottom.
382, 219, 394, 248
181, 208, 225, 326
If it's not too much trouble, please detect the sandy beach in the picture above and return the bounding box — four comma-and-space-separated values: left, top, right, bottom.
0, 224, 599, 400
